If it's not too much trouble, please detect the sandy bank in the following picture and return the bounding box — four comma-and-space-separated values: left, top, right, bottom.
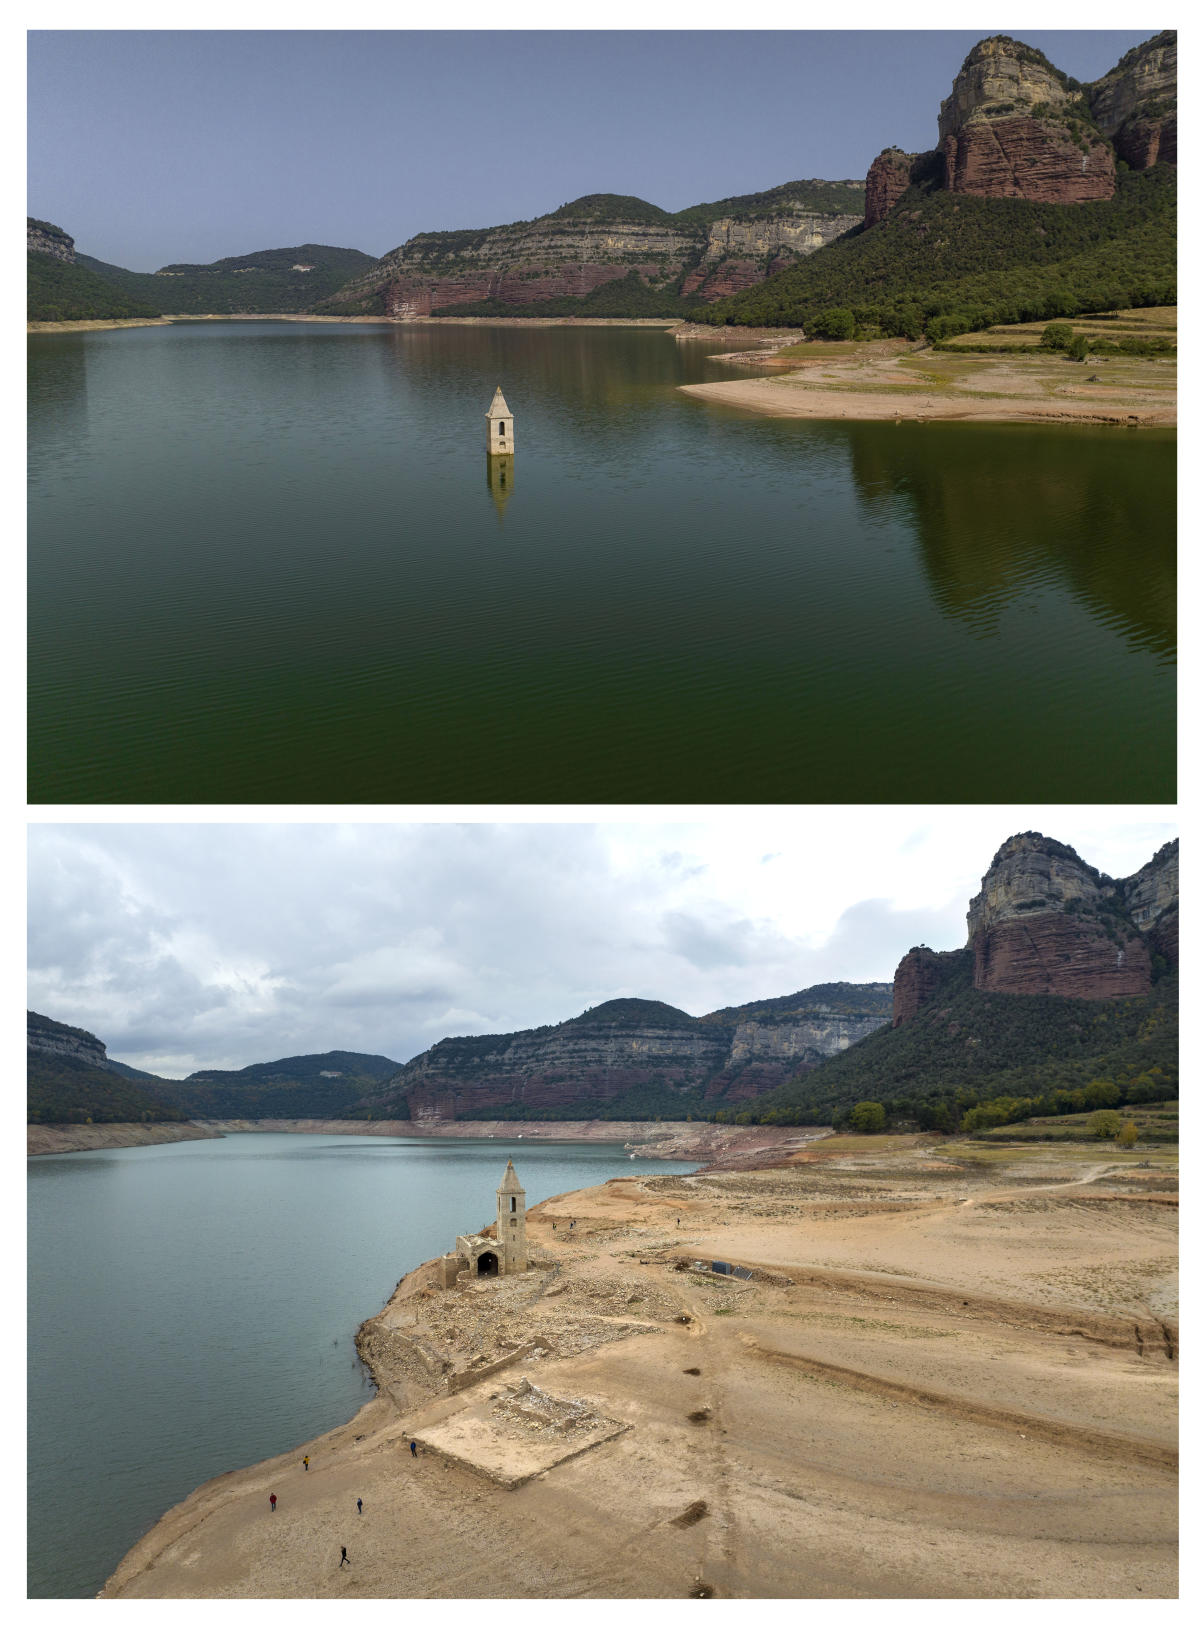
27, 318, 172, 334
103, 1138, 1176, 1599
681, 336, 1177, 427
27, 1122, 221, 1156
190, 1118, 814, 1167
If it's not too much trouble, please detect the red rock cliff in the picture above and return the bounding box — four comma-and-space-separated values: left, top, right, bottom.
967, 833, 1155, 999
892, 947, 961, 1025
937, 37, 1115, 204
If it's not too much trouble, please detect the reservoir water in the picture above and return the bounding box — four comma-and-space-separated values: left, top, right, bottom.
27, 1132, 693, 1599
28, 321, 1174, 802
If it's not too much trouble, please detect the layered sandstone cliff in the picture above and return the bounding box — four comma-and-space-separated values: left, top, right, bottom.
891, 947, 962, 1026
320, 190, 862, 318
937, 37, 1114, 204
1089, 32, 1177, 170
372, 990, 890, 1119
864, 31, 1175, 225
892, 832, 1178, 1020
27, 1010, 110, 1069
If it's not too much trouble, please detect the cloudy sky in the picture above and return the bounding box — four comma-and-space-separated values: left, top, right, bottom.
27, 812, 1175, 1078
27, 13, 1149, 268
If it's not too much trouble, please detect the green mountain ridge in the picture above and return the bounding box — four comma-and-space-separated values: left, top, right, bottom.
75, 242, 376, 315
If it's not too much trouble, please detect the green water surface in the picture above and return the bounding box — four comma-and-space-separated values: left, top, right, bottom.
28, 322, 1175, 801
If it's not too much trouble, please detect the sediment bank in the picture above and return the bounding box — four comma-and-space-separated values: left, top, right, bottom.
27, 1122, 222, 1156
680, 338, 1177, 427
101, 1138, 1177, 1599
187, 1118, 814, 1167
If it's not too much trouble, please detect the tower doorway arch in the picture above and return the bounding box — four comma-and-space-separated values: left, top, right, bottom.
477, 1250, 499, 1277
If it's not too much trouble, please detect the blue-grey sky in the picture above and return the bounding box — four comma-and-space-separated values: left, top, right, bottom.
27, 27, 1155, 270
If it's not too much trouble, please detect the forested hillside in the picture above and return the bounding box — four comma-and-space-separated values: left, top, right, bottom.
723, 954, 1177, 1132
74, 243, 377, 314
695, 167, 1175, 338
28, 251, 163, 322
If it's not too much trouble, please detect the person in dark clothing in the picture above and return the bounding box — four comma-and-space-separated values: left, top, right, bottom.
410, 1439, 418, 1458
357, 1498, 363, 1514
340, 1547, 349, 1568
269, 1493, 277, 1511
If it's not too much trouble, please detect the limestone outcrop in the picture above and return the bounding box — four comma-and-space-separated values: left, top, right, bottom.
27, 1010, 111, 1069
28, 218, 75, 263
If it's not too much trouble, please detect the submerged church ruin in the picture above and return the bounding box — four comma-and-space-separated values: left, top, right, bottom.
439, 1159, 529, 1287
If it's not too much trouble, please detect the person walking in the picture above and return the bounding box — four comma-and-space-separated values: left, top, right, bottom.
410, 1439, 418, 1458
269, 1493, 277, 1512
339, 1546, 349, 1568
356, 1498, 363, 1515
302, 1455, 310, 1472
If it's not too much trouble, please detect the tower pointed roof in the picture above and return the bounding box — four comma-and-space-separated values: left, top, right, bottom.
499, 1159, 524, 1192
486, 386, 513, 420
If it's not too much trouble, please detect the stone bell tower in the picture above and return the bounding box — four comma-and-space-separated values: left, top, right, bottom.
497, 1159, 528, 1273
485, 386, 515, 456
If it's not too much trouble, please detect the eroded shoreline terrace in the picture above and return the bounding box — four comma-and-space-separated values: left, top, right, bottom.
102, 1137, 1177, 1599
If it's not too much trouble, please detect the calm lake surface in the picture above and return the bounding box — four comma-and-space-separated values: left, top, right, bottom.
27, 1132, 692, 1598
28, 322, 1174, 801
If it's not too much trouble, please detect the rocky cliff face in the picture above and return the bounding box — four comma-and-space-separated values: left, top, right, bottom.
891, 832, 1178, 1017
679, 213, 860, 298
1121, 839, 1179, 968
28, 219, 75, 263
1088, 32, 1177, 170
864, 31, 1175, 225
320, 191, 862, 318
937, 37, 1115, 204
27, 1010, 110, 1069
966, 833, 1176, 999
374, 990, 890, 1119
864, 150, 923, 228
892, 947, 961, 1026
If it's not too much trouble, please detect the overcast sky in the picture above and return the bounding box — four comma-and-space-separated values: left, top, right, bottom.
27, 813, 1175, 1078
27, 14, 1154, 269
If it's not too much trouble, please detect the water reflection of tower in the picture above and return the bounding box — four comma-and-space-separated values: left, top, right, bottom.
485, 386, 515, 520
486, 453, 515, 519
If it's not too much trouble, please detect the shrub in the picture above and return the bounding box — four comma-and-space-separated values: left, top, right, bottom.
1041, 322, 1075, 351
1087, 1109, 1123, 1140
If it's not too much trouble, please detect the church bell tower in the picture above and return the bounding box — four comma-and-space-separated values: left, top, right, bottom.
485, 386, 515, 456
497, 1159, 528, 1273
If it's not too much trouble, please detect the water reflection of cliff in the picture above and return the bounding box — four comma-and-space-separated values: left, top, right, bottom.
846, 422, 1175, 659
27, 337, 90, 480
